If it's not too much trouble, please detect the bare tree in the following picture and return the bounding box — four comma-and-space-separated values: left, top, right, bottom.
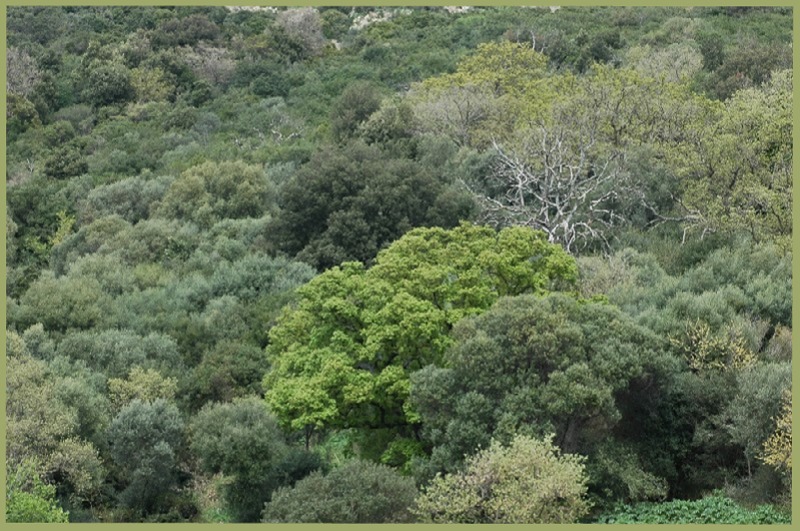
181, 44, 236, 87
276, 8, 326, 58
7, 47, 42, 97
477, 119, 625, 253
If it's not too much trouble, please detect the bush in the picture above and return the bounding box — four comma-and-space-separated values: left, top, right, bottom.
414, 434, 590, 523
262, 459, 417, 523
597, 495, 790, 524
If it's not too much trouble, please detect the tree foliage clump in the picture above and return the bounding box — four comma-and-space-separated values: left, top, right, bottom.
107, 399, 184, 515
269, 140, 476, 271
415, 434, 590, 523
188, 398, 321, 522
264, 223, 577, 445
155, 160, 275, 228
262, 459, 417, 523
410, 293, 664, 501
6, 460, 70, 523
761, 389, 792, 474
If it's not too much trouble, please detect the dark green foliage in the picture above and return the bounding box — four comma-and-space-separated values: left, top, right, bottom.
44, 145, 88, 179
186, 341, 269, 408
7, 93, 43, 140
152, 14, 220, 48
262, 459, 417, 523
107, 399, 184, 516
189, 398, 292, 522
410, 293, 665, 503
330, 81, 383, 142
597, 495, 790, 524
82, 62, 135, 106
271, 141, 475, 270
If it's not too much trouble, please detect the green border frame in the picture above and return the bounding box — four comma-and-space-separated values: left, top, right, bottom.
1, 1, 796, 530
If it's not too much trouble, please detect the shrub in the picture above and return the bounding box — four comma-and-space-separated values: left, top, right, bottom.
597, 495, 790, 524
262, 459, 417, 523
414, 434, 590, 523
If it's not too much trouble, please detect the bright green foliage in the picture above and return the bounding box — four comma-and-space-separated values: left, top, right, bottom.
264, 223, 577, 440
262, 459, 418, 523
597, 495, 790, 524
6, 459, 70, 523
674, 70, 792, 247
414, 434, 590, 523
409, 294, 659, 494
107, 399, 184, 515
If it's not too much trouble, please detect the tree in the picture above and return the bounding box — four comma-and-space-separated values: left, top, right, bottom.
6, 46, 42, 97
761, 389, 791, 474
264, 223, 576, 453
408, 41, 552, 148
82, 62, 135, 107
275, 8, 326, 59
673, 70, 792, 248
475, 65, 704, 252
330, 81, 383, 142
723, 362, 791, 478
6, 459, 70, 523
409, 293, 665, 500
55, 329, 183, 379
187, 341, 269, 408
414, 434, 590, 523
270, 141, 475, 270
107, 366, 178, 412
189, 398, 292, 521
79, 175, 173, 225
6, 332, 106, 507
107, 399, 184, 516
43, 145, 88, 179
155, 161, 275, 228
262, 459, 417, 523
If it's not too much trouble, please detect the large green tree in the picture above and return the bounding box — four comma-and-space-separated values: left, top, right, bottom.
264, 223, 577, 452
410, 293, 667, 502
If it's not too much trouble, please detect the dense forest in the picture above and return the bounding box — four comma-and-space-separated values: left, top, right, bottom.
5, 5, 793, 523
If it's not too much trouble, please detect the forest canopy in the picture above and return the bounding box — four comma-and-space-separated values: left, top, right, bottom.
5, 5, 792, 524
